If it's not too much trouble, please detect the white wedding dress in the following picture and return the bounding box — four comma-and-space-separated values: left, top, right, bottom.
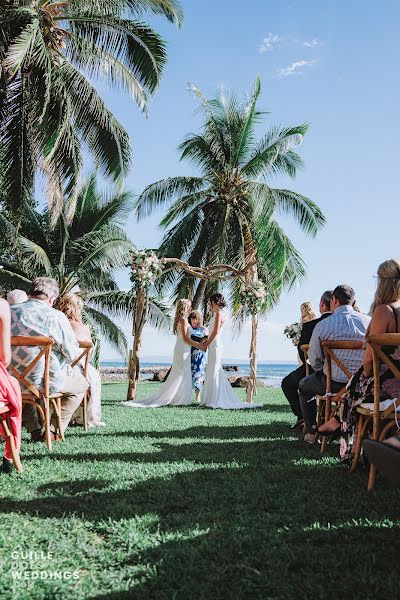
200, 315, 263, 409
122, 324, 193, 408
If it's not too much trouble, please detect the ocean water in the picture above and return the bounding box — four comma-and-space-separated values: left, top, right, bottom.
101, 360, 297, 387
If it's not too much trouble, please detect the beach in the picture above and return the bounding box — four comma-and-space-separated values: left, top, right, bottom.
100, 361, 297, 387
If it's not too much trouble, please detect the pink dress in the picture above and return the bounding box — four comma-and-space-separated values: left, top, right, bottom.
0, 362, 22, 461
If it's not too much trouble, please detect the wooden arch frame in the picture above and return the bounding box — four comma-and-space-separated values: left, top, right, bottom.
127, 258, 259, 402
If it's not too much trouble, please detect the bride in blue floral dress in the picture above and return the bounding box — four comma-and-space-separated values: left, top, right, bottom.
188, 311, 208, 402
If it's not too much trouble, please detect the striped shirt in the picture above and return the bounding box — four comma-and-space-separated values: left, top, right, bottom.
10, 299, 80, 394
308, 305, 371, 383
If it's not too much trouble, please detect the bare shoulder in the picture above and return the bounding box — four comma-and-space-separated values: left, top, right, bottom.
370, 303, 394, 333
373, 304, 393, 318
372, 304, 393, 320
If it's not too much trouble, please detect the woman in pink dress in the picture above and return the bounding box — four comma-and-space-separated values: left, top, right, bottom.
0, 297, 23, 474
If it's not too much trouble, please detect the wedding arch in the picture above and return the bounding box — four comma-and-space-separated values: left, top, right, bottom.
127, 250, 267, 403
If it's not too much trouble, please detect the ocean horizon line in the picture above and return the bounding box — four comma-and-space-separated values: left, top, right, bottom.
101, 358, 298, 366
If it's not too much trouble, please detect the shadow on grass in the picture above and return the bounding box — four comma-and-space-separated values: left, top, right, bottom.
9, 414, 400, 599
73, 422, 295, 442
5, 463, 396, 599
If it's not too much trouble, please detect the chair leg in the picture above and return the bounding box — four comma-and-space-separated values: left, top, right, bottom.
379, 421, 397, 441
82, 392, 88, 432
44, 397, 52, 452
350, 415, 365, 473
368, 463, 377, 491
5, 415, 23, 473
56, 398, 65, 441
320, 397, 331, 454
0, 414, 23, 473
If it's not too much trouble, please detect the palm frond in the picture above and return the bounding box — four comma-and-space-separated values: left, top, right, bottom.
84, 305, 128, 357
135, 176, 206, 220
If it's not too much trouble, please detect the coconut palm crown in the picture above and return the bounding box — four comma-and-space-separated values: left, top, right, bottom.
0, 0, 183, 213
135, 77, 326, 314
0, 175, 169, 358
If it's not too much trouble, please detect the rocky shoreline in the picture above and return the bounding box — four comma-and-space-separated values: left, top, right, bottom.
100, 365, 239, 382
100, 365, 266, 388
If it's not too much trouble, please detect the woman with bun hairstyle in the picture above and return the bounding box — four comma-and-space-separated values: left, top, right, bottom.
200, 293, 262, 409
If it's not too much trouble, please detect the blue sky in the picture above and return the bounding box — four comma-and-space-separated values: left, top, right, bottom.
99, 0, 400, 362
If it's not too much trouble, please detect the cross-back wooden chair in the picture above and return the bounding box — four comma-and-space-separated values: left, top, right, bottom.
71, 341, 92, 432
9, 336, 63, 452
0, 405, 23, 472
300, 344, 311, 376
350, 333, 400, 490
301, 343, 326, 431
319, 340, 364, 453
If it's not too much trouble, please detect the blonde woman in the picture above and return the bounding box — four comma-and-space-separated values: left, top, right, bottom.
123, 299, 204, 408
58, 294, 104, 427
300, 302, 317, 324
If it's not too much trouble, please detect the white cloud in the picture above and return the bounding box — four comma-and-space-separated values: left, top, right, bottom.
303, 38, 322, 48
277, 59, 316, 79
259, 33, 281, 54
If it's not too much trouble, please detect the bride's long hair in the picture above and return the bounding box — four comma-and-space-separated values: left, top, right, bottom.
173, 299, 192, 334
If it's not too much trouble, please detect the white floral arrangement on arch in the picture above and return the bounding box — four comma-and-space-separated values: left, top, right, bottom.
240, 281, 267, 314
284, 322, 302, 346
130, 250, 163, 288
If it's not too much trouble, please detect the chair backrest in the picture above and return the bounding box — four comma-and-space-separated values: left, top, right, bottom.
321, 340, 364, 399
367, 333, 400, 417
9, 336, 54, 398
300, 344, 311, 375
71, 341, 93, 378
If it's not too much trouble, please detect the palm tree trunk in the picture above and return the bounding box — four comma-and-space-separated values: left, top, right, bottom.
192, 278, 207, 310
127, 287, 147, 400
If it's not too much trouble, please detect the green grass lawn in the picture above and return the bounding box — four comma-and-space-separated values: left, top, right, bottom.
1, 383, 399, 599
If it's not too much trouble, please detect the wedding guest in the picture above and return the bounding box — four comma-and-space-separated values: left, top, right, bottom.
0, 298, 22, 474
188, 310, 208, 402
299, 285, 370, 444
282, 291, 333, 429
7, 290, 28, 306
300, 302, 317, 326
58, 293, 105, 427
324, 259, 400, 458
10, 277, 88, 442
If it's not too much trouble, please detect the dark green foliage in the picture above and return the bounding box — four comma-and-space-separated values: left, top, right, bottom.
0, 0, 182, 214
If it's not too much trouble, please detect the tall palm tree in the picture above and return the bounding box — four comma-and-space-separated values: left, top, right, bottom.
0, 0, 183, 213
136, 77, 325, 306
0, 175, 169, 359
135, 78, 326, 399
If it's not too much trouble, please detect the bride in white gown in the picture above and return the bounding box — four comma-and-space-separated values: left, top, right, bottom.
201, 293, 263, 410
122, 299, 203, 408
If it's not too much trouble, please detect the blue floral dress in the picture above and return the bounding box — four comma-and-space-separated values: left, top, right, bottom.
191, 327, 207, 391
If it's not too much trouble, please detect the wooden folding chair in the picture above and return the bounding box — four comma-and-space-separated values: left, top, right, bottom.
350, 333, 400, 490
9, 336, 63, 452
300, 344, 311, 376
301, 343, 324, 431
71, 341, 92, 432
0, 405, 23, 472
319, 340, 364, 454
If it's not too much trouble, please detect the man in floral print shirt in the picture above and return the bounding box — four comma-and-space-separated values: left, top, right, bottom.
10, 278, 88, 442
